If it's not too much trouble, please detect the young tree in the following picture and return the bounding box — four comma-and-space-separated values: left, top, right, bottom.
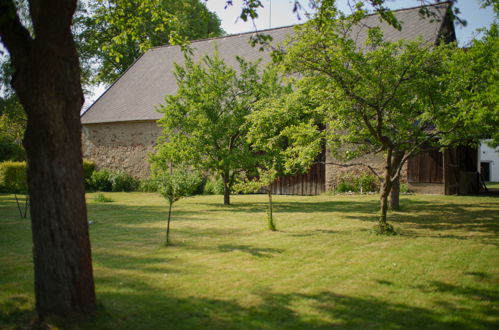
154, 53, 281, 205
153, 166, 201, 246
238, 82, 323, 230
0, 0, 96, 318
283, 9, 464, 234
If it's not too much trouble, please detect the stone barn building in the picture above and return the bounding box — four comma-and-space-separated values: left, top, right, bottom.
82, 2, 477, 195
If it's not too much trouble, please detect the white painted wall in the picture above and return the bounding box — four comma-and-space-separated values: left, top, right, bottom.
479, 140, 499, 182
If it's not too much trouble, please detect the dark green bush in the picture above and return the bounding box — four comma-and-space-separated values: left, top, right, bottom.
109, 171, 139, 192
88, 169, 139, 192
88, 170, 112, 191
82, 159, 95, 182
0, 161, 27, 193
0, 138, 25, 162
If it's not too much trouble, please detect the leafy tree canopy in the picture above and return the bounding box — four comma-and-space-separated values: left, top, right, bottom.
153, 53, 283, 205
78, 0, 224, 85
280, 6, 476, 232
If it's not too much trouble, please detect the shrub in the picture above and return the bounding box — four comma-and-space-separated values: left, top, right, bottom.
88, 169, 139, 192
334, 173, 379, 193
0, 138, 25, 162
203, 176, 224, 195
82, 159, 95, 182
0, 161, 27, 193
354, 173, 379, 193
88, 170, 112, 191
138, 177, 159, 192
335, 179, 356, 193
108, 170, 139, 192
93, 193, 113, 203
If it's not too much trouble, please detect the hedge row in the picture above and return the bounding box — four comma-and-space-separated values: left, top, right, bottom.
0, 161, 27, 193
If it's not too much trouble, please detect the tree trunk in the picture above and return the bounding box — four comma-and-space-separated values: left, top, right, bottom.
222, 173, 231, 206
0, 0, 96, 318
378, 150, 394, 234
166, 202, 173, 246
390, 177, 400, 210
389, 151, 404, 211
267, 188, 276, 231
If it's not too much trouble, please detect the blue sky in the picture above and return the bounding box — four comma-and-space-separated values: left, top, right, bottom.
205, 0, 496, 46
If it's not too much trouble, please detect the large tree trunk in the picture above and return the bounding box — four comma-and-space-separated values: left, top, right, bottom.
0, 0, 96, 318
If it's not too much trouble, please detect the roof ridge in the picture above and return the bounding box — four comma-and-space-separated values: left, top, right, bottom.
373, 1, 451, 16
148, 1, 451, 52
149, 24, 297, 52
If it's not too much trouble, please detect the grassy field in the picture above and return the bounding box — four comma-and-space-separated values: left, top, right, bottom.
1, 192, 498, 329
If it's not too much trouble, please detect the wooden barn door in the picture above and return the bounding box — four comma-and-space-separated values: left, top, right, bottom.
407, 149, 443, 183
271, 163, 326, 195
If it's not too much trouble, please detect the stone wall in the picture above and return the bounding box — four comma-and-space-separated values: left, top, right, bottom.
82, 121, 161, 178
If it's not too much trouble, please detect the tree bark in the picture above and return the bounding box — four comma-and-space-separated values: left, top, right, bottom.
267, 188, 276, 231
222, 173, 231, 205
166, 202, 173, 246
378, 149, 394, 233
0, 0, 96, 318
389, 151, 404, 210
390, 177, 400, 210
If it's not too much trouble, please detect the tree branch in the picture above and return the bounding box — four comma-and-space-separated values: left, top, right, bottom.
0, 0, 32, 71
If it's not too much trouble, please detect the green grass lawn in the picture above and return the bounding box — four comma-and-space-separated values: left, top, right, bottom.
486, 182, 499, 189
1, 192, 498, 329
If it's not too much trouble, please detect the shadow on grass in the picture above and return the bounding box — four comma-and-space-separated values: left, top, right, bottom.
390, 199, 499, 242
194, 199, 379, 215
0, 296, 33, 329
218, 244, 284, 258
6, 275, 495, 329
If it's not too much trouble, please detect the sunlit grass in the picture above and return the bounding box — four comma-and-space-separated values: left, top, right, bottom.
1, 192, 498, 329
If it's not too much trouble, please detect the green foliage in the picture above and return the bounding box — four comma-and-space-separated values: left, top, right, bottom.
78, 0, 223, 85
439, 23, 499, 146
281, 10, 483, 226
0, 161, 27, 193
154, 167, 202, 204
88, 169, 139, 192
88, 170, 112, 192
203, 176, 224, 195
108, 171, 139, 192
138, 177, 159, 192
153, 53, 283, 205
0, 95, 26, 162
83, 159, 95, 182
334, 173, 379, 193
93, 193, 114, 203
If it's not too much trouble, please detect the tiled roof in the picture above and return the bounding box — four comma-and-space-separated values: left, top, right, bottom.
81, 2, 452, 124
